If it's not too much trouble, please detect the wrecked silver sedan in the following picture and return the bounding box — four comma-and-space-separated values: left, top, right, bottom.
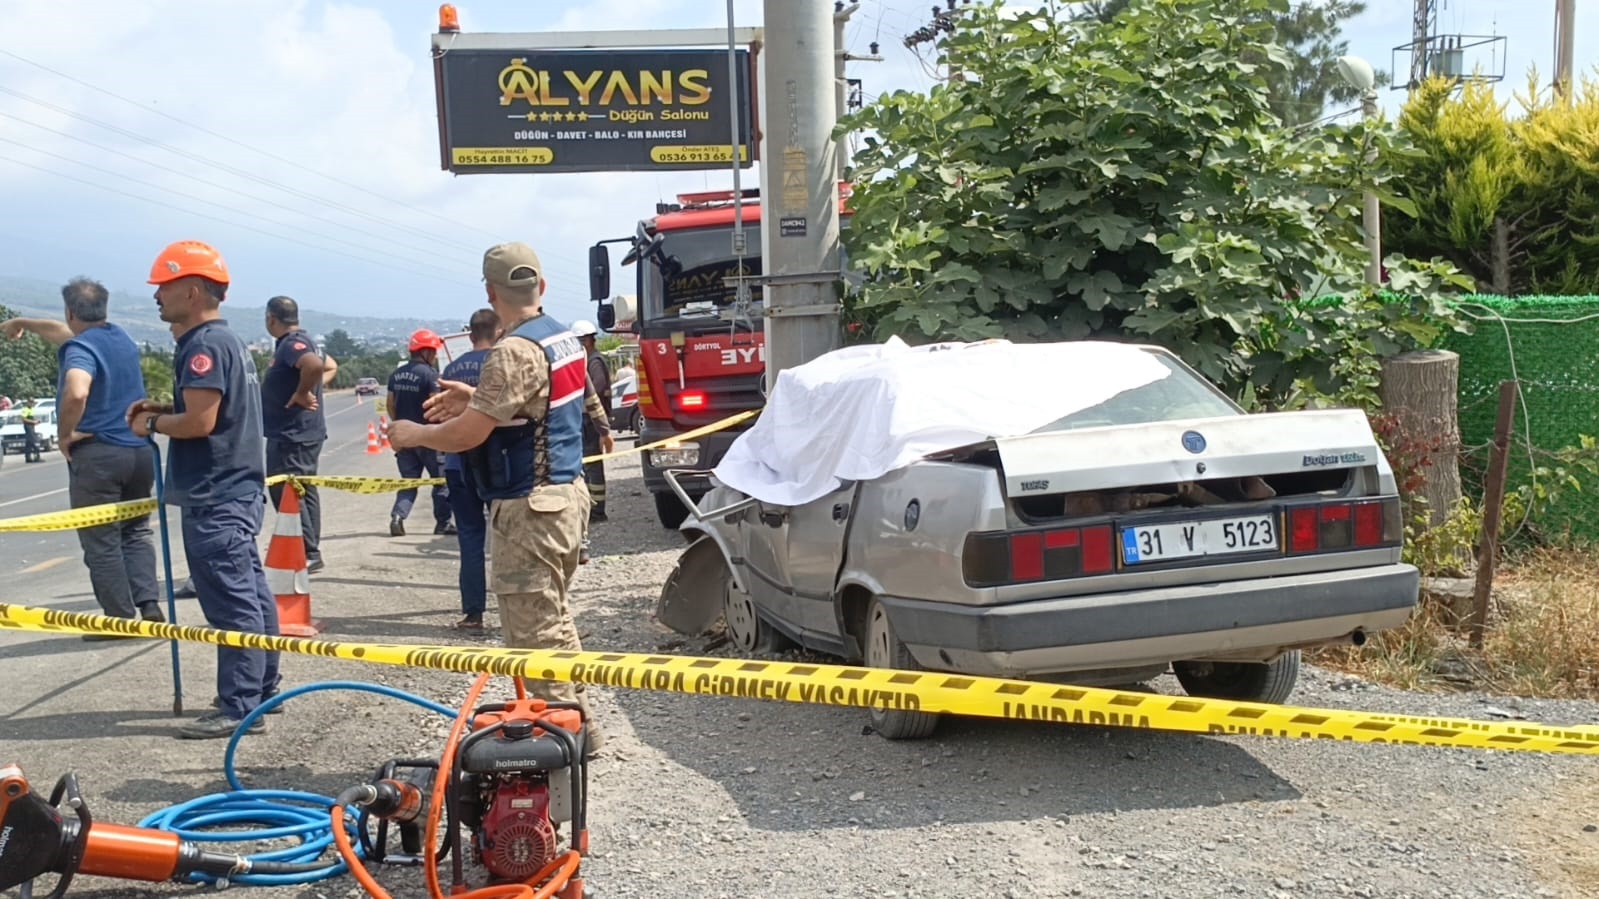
656, 339, 1419, 739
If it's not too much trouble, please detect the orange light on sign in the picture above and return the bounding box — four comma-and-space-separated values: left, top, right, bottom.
438, 4, 460, 32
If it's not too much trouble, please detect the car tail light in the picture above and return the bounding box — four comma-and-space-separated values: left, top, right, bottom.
676, 389, 707, 410
1287, 498, 1401, 555
964, 524, 1117, 587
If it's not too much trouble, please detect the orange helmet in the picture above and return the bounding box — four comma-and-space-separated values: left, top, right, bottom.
408, 329, 444, 352
148, 240, 230, 285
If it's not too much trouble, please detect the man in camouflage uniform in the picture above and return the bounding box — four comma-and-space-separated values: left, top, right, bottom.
388, 241, 610, 754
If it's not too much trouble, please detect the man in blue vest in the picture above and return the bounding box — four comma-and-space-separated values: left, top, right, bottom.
389, 241, 609, 756
439, 308, 499, 630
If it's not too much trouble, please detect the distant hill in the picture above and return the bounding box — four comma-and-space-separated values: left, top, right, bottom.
0, 274, 463, 349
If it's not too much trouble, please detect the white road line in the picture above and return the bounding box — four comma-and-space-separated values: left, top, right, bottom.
0, 486, 68, 509
19, 555, 72, 574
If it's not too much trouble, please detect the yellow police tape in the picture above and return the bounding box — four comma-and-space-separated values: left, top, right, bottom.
2, 602, 1596, 756
0, 410, 758, 532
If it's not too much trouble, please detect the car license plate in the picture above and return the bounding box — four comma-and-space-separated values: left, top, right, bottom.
1121, 514, 1278, 564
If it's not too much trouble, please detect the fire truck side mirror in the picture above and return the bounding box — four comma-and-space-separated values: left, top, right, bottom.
588, 245, 610, 301
596, 303, 616, 331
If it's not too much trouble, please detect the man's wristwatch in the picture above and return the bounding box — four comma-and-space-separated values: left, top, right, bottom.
146, 413, 161, 435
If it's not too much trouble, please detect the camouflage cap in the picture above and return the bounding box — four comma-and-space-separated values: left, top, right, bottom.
482, 242, 543, 290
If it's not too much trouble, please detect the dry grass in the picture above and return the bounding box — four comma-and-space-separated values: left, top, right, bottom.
1315, 547, 1599, 699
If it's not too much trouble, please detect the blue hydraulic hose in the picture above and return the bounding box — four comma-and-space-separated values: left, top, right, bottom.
147, 439, 183, 717
137, 681, 461, 886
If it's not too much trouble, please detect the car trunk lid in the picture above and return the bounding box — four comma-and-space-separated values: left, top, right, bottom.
992, 409, 1380, 499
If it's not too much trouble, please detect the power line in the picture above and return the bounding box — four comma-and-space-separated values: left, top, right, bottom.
0, 134, 469, 284
0, 84, 485, 256
0, 84, 587, 291
0, 111, 468, 270
0, 149, 465, 287
0, 46, 507, 243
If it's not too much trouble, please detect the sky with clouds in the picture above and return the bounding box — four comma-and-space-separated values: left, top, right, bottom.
0, 0, 1588, 328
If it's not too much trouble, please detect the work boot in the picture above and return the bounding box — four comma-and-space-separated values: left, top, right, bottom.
306, 557, 325, 574
435, 521, 457, 536
211, 694, 283, 715
138, 603, 165, 623
590, 504, 608, 524
390, 515, 406, 537
451, 614, 485, 631
179, 712, 266, 740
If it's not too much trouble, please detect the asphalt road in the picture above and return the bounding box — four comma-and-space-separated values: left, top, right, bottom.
0, 390, 385, 611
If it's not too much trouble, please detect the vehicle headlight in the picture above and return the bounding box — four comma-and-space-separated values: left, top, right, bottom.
650, 443, 701, 467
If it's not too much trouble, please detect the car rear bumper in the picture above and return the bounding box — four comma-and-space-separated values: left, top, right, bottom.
881, 564, 1420, 678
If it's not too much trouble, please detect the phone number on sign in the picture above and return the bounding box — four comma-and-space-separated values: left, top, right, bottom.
451, 147, 554, 166
649, 145, 750, 164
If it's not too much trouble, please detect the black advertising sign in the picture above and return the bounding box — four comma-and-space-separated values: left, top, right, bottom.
433, 47, 756, 174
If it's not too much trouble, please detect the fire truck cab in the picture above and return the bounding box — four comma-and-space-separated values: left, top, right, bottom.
589, 185, 852, 528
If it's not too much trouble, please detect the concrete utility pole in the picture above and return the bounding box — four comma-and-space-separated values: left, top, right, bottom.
1554, 0, 1576, 104
760, 0, 843, 386
833, 2, 882, 181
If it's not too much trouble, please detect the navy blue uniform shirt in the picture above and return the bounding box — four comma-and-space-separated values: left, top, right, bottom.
57, 322, 147, 448
386, 359, 439, 425
260, 328, 327, 442
167, 319, 266, 507
440, 348, 490, 473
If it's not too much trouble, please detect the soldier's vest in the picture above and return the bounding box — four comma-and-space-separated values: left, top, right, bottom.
463, 315, 587, 501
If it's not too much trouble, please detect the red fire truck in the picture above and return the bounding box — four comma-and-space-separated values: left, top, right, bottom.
588, 185, 852, 528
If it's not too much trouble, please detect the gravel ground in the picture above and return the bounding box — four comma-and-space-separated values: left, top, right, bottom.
2, 446, 1597, 899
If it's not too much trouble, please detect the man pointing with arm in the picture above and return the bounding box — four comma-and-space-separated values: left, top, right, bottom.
389, 242, 606, 756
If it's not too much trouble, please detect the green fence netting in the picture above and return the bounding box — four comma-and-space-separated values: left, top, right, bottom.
1439, 295, 1599, 543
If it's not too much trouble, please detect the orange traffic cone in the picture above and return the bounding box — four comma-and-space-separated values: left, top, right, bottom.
379, 415, 391, 449
365, 422, 381, 454
266, 486, 321, 637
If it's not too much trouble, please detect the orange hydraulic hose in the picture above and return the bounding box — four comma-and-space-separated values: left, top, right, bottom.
426, 672, 494, 899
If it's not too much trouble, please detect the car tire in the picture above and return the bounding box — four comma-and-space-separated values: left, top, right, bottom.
721, 575, 792, 655
629, 406, 641, 436
863, 597, 940, 740
1173, 650, 1301, 705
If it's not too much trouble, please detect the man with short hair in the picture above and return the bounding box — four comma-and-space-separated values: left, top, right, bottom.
570, 320, 611, 523
389, 242, 613, 755
2, 281, 162, 630
387, 330, 453, 537
127, 239, 281, 740
440, 308, 499, 630
261, 295, 330, 572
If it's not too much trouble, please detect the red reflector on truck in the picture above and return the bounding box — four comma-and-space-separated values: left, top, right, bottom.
677, 390, 707, 410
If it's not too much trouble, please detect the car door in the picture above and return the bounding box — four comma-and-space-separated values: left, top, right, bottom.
738, 482, 856, 642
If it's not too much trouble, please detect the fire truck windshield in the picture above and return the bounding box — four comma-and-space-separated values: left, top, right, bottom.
639, 224, 763, 324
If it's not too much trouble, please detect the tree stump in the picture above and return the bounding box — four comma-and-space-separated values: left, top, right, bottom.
1379, 349, 1463, 527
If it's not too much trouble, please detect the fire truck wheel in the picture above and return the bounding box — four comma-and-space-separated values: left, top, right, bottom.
655, 491, 695, 530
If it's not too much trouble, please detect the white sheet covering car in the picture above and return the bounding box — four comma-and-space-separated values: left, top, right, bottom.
657, 338, 1419, 740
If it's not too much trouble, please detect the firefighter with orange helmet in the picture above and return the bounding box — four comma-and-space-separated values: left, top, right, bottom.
126, 239, 283, 739
385, 328, 454, 537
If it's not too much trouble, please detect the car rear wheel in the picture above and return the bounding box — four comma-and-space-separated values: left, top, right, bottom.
1173, 650, 1301, 705
863, 598, 940, 740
